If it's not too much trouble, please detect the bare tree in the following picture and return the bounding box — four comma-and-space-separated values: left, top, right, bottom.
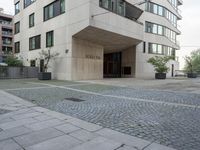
39, 49, 59, 72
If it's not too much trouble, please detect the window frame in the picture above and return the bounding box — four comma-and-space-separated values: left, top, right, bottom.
29, 35, 41, 50
14, 42, 20, 53
24, 0, 36, 8
46, 30, 54, 47
15, 2, 20, 15
44, 0, 65, 21
29, 13, 35, 28
14, 22, 20, 34
148, 42, 175, 56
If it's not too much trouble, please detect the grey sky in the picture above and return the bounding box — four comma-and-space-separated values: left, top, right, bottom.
177, 0, 200, 68
0, 0, 199, 69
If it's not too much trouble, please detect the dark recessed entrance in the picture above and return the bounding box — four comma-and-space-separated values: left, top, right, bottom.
104, 52, 122, 78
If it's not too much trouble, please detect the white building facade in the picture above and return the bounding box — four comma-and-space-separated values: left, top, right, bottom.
14, 0, 182, 80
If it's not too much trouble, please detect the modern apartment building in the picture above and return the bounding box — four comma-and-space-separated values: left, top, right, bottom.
14, 0, 182, 80
0, 10, 13, 62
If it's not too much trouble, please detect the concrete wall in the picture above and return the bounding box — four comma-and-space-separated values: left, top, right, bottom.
0, 66, 38, 79
71, 38, 103, 80
121, 47, 136, 78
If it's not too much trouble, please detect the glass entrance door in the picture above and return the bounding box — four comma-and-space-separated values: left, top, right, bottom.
104, 52, 122, 78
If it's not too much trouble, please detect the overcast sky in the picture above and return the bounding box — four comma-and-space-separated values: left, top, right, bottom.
0, 0, 200, 69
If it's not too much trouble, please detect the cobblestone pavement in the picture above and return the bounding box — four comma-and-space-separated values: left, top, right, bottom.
2, 79, 200, 150
0, 90, 175, 150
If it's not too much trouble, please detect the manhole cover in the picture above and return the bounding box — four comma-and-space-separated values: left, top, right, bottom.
64, 98, 85, 102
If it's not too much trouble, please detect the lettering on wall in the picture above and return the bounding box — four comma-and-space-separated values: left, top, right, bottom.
85, 55, 101, 60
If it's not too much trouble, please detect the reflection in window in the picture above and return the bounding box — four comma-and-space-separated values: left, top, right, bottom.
146, 2, 178, 28
15, 2, 20, 14
44, 0, 65, 21
148, 43, 176, 56
145, 22, 177, 44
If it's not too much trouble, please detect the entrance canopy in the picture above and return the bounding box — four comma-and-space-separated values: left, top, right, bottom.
73, 26, 142, 53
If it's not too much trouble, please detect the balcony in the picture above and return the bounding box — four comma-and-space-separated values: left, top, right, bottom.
72, 0, 144, 52
0, 20, 12, 26
99, 0, 143, 21
2, 31, 13, 37
2, 41, 12, 47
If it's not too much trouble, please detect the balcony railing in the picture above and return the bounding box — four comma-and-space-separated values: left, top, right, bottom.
0, 20, 12, 26
2, 31, 13, 36
99, 0, 143, 21
2, 41, 12, 46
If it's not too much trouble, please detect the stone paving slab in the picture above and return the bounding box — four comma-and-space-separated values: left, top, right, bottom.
24, 118, 65, 131
95, 128, 151, 150
11, 112, 42, 120
144, 143, 176, 150
66, 118, 103, 132
0, 90, 177, 150
69, 137, 122, 150
32, 114, 53, 121
0, 118, 37, 130
14, 128, 64, 147
0, 117, 14, 124
69, 129, 99, 142
0, 126, 32, 141
54, 123, 80, 134
0, 108, 35, 120
0, 139, 22, 150
117, 145, 137, 150
26, 135, 82, 150
0, 109, 11, 115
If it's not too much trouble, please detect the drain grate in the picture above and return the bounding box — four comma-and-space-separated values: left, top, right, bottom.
64, 97, 85, 102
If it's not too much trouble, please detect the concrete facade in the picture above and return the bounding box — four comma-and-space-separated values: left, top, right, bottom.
14, 0, 182, 80
0, 11, 13, 62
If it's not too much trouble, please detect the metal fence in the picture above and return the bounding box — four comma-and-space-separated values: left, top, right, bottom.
175, 70, 200, 78
0, 66, 39, 79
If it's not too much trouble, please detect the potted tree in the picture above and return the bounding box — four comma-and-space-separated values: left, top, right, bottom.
147, 56, 173, 79
184, 56, 197, 78
38, 49, 59, 80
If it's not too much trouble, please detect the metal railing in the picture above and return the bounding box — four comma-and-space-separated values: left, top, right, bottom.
2, 31, 13, 36
99, 0, 143, 21
0, 66, 39, 79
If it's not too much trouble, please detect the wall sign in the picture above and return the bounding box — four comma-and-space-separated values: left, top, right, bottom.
86, 55, 101, 60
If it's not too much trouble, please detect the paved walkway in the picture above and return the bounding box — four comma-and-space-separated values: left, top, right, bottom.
82, 78, 200, 93
0, 90, 175, 150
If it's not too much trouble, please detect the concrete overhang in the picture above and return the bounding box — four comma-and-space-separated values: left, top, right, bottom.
73, 26, 142, 53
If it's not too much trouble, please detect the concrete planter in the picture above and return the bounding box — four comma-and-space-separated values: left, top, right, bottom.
155, 73, 166, 79
187, 73, 197, 78
38, 72, 51, 80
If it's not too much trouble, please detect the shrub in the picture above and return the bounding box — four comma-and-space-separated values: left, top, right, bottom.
184, 49, 200, 73
147, 56, 173, 73
5, 55, 23, 67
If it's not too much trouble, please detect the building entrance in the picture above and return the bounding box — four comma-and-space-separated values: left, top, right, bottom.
104, 52, 122, 78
